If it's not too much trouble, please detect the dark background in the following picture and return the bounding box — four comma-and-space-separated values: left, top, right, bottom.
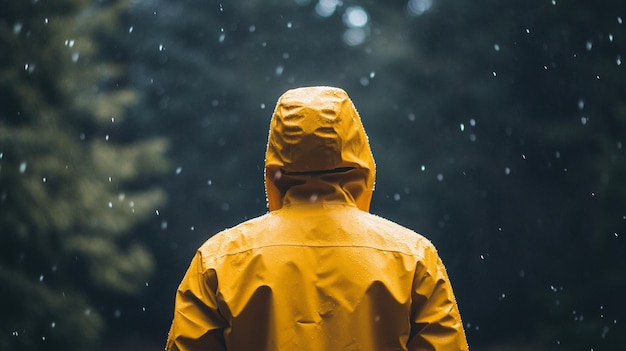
1, 0, 625, 350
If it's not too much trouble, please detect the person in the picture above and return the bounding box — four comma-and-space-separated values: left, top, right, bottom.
165, 86, 469, 351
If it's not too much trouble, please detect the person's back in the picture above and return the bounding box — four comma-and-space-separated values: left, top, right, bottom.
166, 86, 469, 351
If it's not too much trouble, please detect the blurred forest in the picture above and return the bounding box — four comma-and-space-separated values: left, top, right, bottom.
1, 0, 624, 350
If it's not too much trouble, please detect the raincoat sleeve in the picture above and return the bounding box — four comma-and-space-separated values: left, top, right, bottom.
165, 252, 228, 351
408, 246, 469, 351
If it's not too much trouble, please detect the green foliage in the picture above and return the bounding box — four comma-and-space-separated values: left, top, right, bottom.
0, 0, 168, 349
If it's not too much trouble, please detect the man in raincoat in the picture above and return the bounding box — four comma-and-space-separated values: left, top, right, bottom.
166, 86, 469, 351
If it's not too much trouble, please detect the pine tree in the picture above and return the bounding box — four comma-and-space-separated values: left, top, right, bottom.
0, 0, 169, 349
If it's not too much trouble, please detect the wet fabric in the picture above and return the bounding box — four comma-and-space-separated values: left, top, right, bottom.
166, 86, 469, 351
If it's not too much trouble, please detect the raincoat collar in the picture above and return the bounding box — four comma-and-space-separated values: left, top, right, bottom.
264, 86, 375, 212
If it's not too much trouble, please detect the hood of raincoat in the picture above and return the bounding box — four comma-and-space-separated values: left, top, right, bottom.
265, 86, 376, 212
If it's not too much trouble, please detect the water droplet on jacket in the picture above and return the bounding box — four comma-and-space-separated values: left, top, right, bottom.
273, 170, 282, 181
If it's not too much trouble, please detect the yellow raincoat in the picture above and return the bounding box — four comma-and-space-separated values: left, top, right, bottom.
166, 87, 469, 351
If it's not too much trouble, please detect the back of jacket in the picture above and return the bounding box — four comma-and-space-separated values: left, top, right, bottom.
165, 87, 468, 351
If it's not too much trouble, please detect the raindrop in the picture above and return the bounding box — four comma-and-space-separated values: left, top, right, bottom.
505, 167, 511, 175
114, 309, 121, 318
470, 118, 476, 126
19, 161, 27, 173
218, 33, 226, 43
586, 41, 593, 50
207, 179, 213, 185
51, 322, 56, 328
601, 326, 609, 339
309, 194, 319, 202
39, 274, 44, 282
460, 123, 465, 131
393, 193, 401, 201
275, 65, 284, 76
260, 103, 266, 109
161, 221, 168, 230
105, 134, 110, 141
578, 99, 585, 110
551, 0, 556, 5
492, 71, 497, 77
617, 55, 622, 66
360, 76, 370, 86
158, 44, 164, 51
580, 116, 588, 125
71, 52, 79, 63
525, 28, 530, 34
494, 43, 500, 51
42, 177, 46, 183
128, 26, 134, 33
155, 209, 160, 215
369, 71, 376, 79
420, 165, 426, 171
175, 166, 182, 175
408, 113, 416, 122
287, 22, 292, 28
436, 173, 444, 181
609, 33, 614, 42
249, 25, 256, 32
618, 16, 623, 24
13, 22, 23, 34
108, 202, 113, 208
